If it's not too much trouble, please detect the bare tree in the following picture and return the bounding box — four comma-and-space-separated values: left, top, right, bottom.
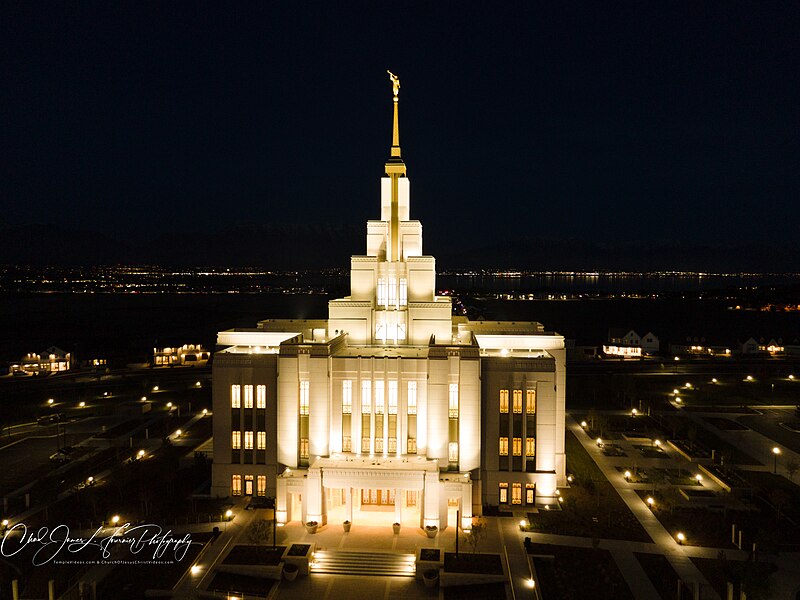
785, 456, 799, 482
464, 518, 487, 553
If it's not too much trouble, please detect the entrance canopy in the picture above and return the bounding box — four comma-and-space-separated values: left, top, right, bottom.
310, 455, 439, 491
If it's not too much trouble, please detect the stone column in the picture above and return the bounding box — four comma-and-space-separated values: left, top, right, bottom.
276, 477, 288, 524
423, 471, 440, 529
345, 487, 353, 522
306, 469, 322, 524
394, 488, 403, 524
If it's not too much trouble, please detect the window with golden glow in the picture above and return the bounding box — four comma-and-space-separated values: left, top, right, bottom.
375, 381, 384, 414
257, 475, 267, 496
361, 437, 370, 453
388, 276, 397, 306
244, 431, 253, 450
407, 437, 417, 454
526, 437, 536, 457
377, 278, 387, 307
299, 381, 309, 415
449, 383, 459, 418
399, 278, 408, 306
512, 483, 522, 504
244, 385, 253, 409
388, 437, 397, 452
231, 385, 241, 408
513, 390, 522, 413
231, 431, 241, 449
361, 380, 371, 414
499, 437, 509, 456
342, 380, 352, 414
257, 431, 266, 450
257, 385, 266, 409
388, 381, 397, 414
499, 389, 509, 413
231, 475, 242, 496
407, 381, 417, 414
343, 435, 351, 452
526, 483, 535, 504
300, 438, 309, 459
499, 482, 508, 504
513, 437, 522, 456
375, 437, 384, 453
448, 441, 459, 462
526, 389, 536, 414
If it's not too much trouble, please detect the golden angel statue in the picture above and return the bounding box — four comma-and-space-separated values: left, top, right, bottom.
387, 70, 400, 98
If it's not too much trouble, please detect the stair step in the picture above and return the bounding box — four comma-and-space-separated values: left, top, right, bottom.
310, 550, 416, 577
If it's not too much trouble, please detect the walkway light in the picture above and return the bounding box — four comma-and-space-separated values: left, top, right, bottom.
695, 474, 702, 482
47, 398, 54, 404
190, 565, 201, 575
141, 396, 147, 401
195, 381, 201, 387
526, 578, 535, 588
789, 374, 795, 380
773, 447, 781, 474
646, 497, 655, 507
676, 532, 685, 544
675, 397, 682, 404
596, 438, 603, 446
746, 375, 753, 381
654, 439, 661, 447
673, 389, 679, 395
202, 408, 208, 415
225, 509, 233, 520
175, 429, 182, 437
138, 449, 145, 458
711, 378, 717, 383
167, 402, 173, 408
79, 401, 86, 407
1, 519, 9, 527
631, 409, 638, 416
684, 382, 691, 388
153, 386, 159, 391
111, 515, 120, 525
519, 519, 528, 528
580, 421, 588, 428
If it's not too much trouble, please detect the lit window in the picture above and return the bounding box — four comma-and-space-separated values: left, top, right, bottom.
499, 437, 508, 456
342, 380, 352, 414
300, 438, 309, 459
513, 437, 522, 456
407, 437, 417, 453
231, 431, 241, 449
257, 475, 267, 496
343, 435, 351, 452
499, 482, 508, 504
526, 389, 535, 414
361, 437, 370, 452
377, 278, 387, 307
256, 385, 266, 409
448, 441, 459, 462
375, 381, 385, 414
499, 389, 508, 413
375, 437, 384, 452
388, 276, 397, 307
512, 483, 522, 504
526, 483, 535, 505
244, 431, 253, 450
361, 381, 371, 414
231, 475, 242, 496
388, 437, 397, 452
257, 431, 266, 450
231, 385, 241, 408
244, 385, 253, 409
299, 381, 309, 416
407, 381, 417, 414
449, 383, 459, 418
399, 278, 408, 306
388, 381, 398, 414
513, 390, 522, 414
526, 437, 535, 457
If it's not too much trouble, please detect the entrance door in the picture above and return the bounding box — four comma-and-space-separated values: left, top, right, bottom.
244, 475, 253, 496
361, 489, 395, 506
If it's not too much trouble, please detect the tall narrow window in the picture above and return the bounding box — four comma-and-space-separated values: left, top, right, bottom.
388, 381, 398, 414
375, 437, 384, 452
526, 389, 536, 414
342, 380, 352, 414
231, 475, 242, 496
361, 381, 371, 414
513, 437, 522, 456
299, 381, 309, 415
448, 441, 459, 462
377, 278, 387, 307
231, 385, 241, 408
361, 437, 370, 452
499, 389, 508, 413
244, 385, 253, 409
257, 475, 267, 497
407, 437, 417, 453
300, 438, 309, 459
388, 437, 397, 452
231, 431, 241, 449
512, 483, 522, 505
244, 431, 253, 450
526, 483, 535, 505
399, 278, 407, 306
526, 437, 536, 457
512, 390, 522, 414
388, 276, 397, 307
499, 482, 508, 504
449, 383, 459, 418
256, 385, 266, 409
407, 381, 417, 414
343, 436, 351, 452
258, 431, 266, 450
375, 381, 385, 414
499, 437, 508, 456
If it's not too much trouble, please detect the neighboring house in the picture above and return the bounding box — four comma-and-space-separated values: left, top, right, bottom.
153, 344, 210, 367
9, 346, 72, 376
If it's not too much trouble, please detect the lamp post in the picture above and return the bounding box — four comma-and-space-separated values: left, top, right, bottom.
773, 447, 781, 474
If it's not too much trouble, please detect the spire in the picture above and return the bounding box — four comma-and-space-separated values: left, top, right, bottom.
386, 71, 405, 168
385, 70, 405, 263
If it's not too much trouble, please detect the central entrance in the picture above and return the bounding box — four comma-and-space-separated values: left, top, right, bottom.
361, 488, 395, 507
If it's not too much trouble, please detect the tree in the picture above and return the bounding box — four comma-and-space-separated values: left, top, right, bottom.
785, 456, 799, 482
587, 408, 598, 432
464, 518, 486, 553
687, 425, 697, 451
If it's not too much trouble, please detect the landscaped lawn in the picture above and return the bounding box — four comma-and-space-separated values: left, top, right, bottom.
634, 552, 681, 600
529, 543, 634, 600
207, 572, 277, 598
222, 544, 286, 565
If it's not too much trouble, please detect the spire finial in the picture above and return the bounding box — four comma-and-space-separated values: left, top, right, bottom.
387, 70, 401, 157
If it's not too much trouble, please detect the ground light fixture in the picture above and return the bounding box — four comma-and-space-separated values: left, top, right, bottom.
47, 398, 54, 404
226, 509, 233, 520
695, 474, 703, 482
624, 471, 631, 480
138, 449, 145, 458
79, 401, 86, 407
773, 447, 781, 474
711, 378, 718, 383
746, 375, 754, 381
580, 421, 588, 428
111, 515, 120, 525
646, 497, 655, 507
190, 565, 201, 575
526, 578, 535, 589
519, 519, 528, 529
676, 532, 686, 544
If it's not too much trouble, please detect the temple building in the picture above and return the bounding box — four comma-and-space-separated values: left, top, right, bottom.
211, 74, 566, 530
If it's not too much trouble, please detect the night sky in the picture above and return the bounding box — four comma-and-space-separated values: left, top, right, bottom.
3, 2, 799, 258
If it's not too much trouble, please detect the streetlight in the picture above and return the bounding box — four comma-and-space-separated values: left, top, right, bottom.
684, 382, 691, 389
746, 375, 754, 382
596, 438, 603, 447
676, 532, 685, 544
526, 578, 535, 589
195, 381, 202, 387
646, 497, 655, 507
673, 389, 679, 395
675, 397, 682, 404
624, 471, 631, 480
789, 374, 795, 381
226, 509, 233, 520
695, 474, 703, 483
175, 429, 182, 437
138, 449, 145, 459
167, 402, 173, 408
631, 408, 638, 417
153, 386, 159, 392
773, 447, 781, 473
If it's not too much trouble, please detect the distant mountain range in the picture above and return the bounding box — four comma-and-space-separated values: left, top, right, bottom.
2, 223, 799, 272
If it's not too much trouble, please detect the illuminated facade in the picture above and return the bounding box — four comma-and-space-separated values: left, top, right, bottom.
211, 76, 566, 529
9, 346, 72, 376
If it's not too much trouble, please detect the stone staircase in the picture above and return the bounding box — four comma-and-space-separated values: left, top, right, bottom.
310, 549, 416, 577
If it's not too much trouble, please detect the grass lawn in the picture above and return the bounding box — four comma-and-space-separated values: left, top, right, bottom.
537, 431, 651, 542
207, 572, 277, 598
634, 552, 681, 600
529, 543, 634, 600
444, 552, 503, 575
222, 545, 286, 565
443, 582, 506, 599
